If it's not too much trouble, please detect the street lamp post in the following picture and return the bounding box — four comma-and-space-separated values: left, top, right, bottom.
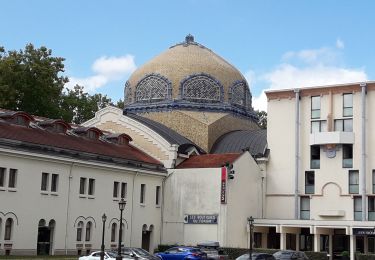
247, 216, 254, 260
100, 214, 107, 260
116, 198, 127, 260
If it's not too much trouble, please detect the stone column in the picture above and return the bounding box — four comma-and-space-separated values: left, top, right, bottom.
350, 235, 355, 260
329, 235, 333, 260
314, 233, 320, 252
280, 233, 287, 250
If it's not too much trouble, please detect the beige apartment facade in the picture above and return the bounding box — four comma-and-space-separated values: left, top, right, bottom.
259, 82, 375, 259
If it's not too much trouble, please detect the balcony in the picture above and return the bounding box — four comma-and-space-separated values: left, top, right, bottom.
310, 131, 354, 146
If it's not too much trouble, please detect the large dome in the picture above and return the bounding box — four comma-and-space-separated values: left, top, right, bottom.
124, 35, 254, 118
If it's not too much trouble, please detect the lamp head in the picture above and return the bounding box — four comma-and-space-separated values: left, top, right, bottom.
119, 198, 127, 211
102, 213, 107, 222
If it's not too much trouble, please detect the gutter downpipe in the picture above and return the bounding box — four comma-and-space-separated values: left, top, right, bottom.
64, 162, 74, 255
160, 168, 175, 245
294, 89, 300, 219
130, 171, 139, 246
361, 83, 367, 221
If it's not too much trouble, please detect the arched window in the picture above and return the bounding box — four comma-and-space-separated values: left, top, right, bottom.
230, 81, 247, 107
181, 74, 223, 103
85, 221, 92, 242
4, 218, 13, 240
245, 88, 252, 111
76, 221, 83, 241
135, 74, 172, 103
124, 81, 132, 105
111, 223, 117, 242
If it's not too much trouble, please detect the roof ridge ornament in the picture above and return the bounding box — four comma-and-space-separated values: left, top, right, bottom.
185, 34, 194, 43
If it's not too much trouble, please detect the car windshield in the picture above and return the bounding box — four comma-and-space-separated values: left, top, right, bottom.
133, 248, 151, 256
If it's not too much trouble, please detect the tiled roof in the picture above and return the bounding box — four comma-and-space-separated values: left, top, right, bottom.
176, 153, 241, 169
0, 120, 162, 167
210, 129, 267, 157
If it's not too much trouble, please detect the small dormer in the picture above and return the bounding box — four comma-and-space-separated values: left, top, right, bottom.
105, 133, 133, 145
0, 111, 34, 127
38, 119, 71, 134
73, 127, 103, 140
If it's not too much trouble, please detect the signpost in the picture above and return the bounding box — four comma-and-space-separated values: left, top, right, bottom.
184, 214, 218, 224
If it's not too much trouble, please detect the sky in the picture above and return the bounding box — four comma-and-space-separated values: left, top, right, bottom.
1, 0, 374, 111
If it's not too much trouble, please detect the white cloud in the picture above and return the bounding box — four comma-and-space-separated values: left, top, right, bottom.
251, 41, 367, 112
67, 55, 136, 92
336, 38, 345, 49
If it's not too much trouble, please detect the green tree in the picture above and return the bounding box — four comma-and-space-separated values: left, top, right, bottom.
60, 85, 113, 124
0, 44, 68, 118
116, 99, 125, 109
256, 110, 267, 129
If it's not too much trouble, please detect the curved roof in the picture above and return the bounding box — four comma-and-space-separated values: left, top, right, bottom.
126, 113, 205, 154
124, 35, 254, 118
210, 129, 267, 157
127, 35, 246, 100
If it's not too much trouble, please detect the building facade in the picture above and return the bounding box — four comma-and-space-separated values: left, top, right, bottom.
259, 82, 375, 259
0, 111, 165, 255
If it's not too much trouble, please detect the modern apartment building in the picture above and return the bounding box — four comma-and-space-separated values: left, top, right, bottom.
257, 82, 375, 259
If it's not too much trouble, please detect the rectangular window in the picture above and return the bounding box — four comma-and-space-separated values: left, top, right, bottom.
311, 120, 327, 133
305, 171, 315, 194
300, 196, 310, 220
342, 144, 353, 168
310, 145, 320, 169
373, 170, 375, 194
51, 174, 58, 192
354, 196, 362, 221
140, 184, 146, 204
369, 197, 375, 221
334, 119, 353, 132
121, 182, 127, 199
113, 182, 119, 198
41, 172, 49, 191
156, 186, 161, 206
311, 96, 321, 119
343, 93, 353, 117
88, 178, 95, 195
349, 170, 359, 194
79, 177, 87, 195
8, 169, 17, 188
0, 167, 6, 187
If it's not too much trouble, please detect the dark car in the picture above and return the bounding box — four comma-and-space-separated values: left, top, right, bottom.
273, 250, 308, 260
236, 253, 276, 260
197, 241, 228, 260
156, 246, 207, 260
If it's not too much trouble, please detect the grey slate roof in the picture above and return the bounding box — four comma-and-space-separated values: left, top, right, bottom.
210, 129, 267, 157
125, 113, 205, 154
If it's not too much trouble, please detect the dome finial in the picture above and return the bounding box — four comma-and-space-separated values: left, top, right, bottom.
185, 34, 194, 43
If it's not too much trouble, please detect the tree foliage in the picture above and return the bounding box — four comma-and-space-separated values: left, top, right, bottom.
256, 110, 267, 129
0, 44, 68, 118
0, 44, 118, 123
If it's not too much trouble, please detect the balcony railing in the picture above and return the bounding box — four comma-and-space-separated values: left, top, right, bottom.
311, 160, 320, 169
343, 158, 353, 168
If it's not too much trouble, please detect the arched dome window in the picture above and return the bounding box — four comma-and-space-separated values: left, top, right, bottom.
245, 88, 252, 111
135, 74, 172, 103
180, 74, 223, 103
124, 81, 132, 105
229, 81, 247, 107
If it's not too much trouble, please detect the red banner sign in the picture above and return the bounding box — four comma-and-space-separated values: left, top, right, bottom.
221, 167, 227, 204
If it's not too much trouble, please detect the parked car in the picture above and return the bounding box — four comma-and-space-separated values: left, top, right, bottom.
78, 250, 119, 260
155, 246, 207, 260
273, 250, 308, 260
236, 253, 276, 260
119, 247, 160, 260
197, 241, 228, 260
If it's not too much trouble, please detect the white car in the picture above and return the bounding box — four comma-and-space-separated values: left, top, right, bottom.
79, 251, 119, 260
